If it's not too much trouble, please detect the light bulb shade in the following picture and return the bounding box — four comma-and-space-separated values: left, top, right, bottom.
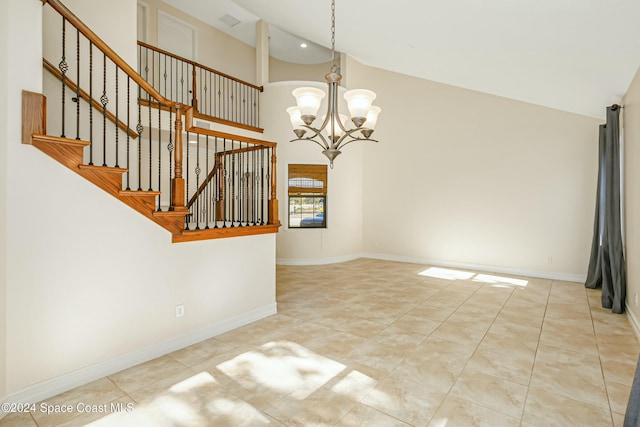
286, 106, 305, 129
321, 113, 348, 137
363, 106, 381, 130
292, 87, 325, 118
344, 89, 376, 119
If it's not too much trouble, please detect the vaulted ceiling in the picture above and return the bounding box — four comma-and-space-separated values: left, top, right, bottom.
163, 0, 640, 119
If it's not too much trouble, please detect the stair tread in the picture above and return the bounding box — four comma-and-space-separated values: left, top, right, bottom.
119, 190, 161, 197
173, 223, 280, 243
78, 164, 129, 173
153, 209, 189, 217
32, 134, 90, 147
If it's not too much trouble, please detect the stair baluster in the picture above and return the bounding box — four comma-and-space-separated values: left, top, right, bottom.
75, 28, 80, 141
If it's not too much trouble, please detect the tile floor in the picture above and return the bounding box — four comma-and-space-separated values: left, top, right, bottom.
1, 258, 639, 426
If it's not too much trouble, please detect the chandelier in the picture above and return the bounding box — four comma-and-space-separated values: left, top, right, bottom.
286, 0, 381, 168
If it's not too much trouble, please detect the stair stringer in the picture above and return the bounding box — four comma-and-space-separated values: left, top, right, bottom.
29, 134, 186, 235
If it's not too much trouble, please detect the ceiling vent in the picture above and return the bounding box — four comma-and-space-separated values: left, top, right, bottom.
219, 14, 241, 28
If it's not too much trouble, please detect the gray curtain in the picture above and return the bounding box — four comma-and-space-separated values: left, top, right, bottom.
625, 354, 640, 426
585, 105, 626, 314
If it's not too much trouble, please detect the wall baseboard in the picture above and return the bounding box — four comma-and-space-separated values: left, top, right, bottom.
627, 303, 640, 341
276, 253, 364, 266
363, 252, 588, 283
277, 251, 587, 283
0, 303, 276, 416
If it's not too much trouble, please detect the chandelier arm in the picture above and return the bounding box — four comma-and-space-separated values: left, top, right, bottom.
317, 107, 332, 133
290, 136, 331, 151
303, 125, 330, 149
332, 127, 376, 149
336, 136, 379, 150
300, 124, 331, 149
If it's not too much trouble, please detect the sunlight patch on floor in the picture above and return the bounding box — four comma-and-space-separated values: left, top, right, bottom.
473, 273, 528, 287
430, 417, 449, 427
169, 371, 219, 393
419, 267, 528, 288
217, 341, 346, 398
419, 267, 475, 280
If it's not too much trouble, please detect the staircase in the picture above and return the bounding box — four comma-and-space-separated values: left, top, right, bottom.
25, 0, 280, 242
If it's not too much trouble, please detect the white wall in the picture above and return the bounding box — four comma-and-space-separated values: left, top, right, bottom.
2, 0, 275, 403
0, 0, 12, 401
4, 0, 44, 401
6, 163, 275, 391
49, 0, 137, 66
262, 81, 364, 264
624, 66, 640, 326
347, 57, 600, 280
270, 58, 333, 84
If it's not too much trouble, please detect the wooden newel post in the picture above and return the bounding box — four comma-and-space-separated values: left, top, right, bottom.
171, 104, 188, 212
268, 146, 280, 225
191, 65, 198, 111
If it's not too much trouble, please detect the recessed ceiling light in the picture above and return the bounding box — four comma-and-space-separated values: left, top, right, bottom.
300, 43, 308, 48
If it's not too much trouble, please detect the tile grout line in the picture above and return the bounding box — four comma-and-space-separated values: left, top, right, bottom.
588, 285, 619, 427
518, 278, 553, 427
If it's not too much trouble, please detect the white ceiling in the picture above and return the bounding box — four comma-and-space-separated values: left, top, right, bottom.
163, 0, 640, 119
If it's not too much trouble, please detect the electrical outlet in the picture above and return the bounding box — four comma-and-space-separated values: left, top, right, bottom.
546, 256, 553, 264
635, 294, 638, 307
175, 304, 185, 318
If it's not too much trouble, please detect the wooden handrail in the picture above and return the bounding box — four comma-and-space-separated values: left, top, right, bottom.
44, 0, 189, 213
41, 0, 279, 231
184, 104, 273, 147
214, 144, 273, 157
186, 143, 272, 209
189, 126, 277, 148
185, 143, 280, 227
43, 0, 177, 109
138, 40, 264, 131
137, 41, 264, 92
186, 160, 218, 208
42, 58, 138, 139
192, 111, 263, 134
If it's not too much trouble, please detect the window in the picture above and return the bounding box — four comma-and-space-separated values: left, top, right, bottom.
288, 164, 327, 228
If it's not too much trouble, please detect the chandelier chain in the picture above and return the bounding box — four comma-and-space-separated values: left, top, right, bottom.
331, 0, 336, 67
